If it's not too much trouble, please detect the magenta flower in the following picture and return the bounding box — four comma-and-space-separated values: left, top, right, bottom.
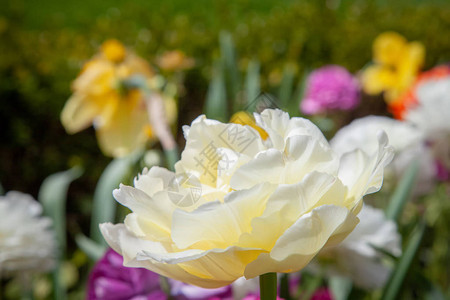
87, 249, 166, 300
311, 288, 334, 300
169, 279, 232, 300
87, 249, 232, 300
300, 65, 360, 115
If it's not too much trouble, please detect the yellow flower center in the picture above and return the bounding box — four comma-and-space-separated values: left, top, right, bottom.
230, 111, 268, 140
101, 39, 126, 63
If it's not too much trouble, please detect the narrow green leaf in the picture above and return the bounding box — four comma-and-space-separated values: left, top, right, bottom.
39, 166, 83, 252
75, 234, 106, 261
385, 160, 420, 222
293, 69, 309, 117
382, 221, 426, 300
219, 31, 240, 110
204, 60, 228, 122
90, 153, 139, 245
38, 166, 83, 300
164, 146, 180, 172
245, 59, 260, 111
278, 64, 296, 109
329, 276, 353, 300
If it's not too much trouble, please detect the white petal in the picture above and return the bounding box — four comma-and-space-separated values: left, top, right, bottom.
171, 183, 275, 250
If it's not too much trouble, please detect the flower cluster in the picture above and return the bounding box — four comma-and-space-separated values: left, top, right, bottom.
300, 65, 360, 115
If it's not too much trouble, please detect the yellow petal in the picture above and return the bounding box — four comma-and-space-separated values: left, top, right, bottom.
373, 32, 407, 66
101, 39, 126, 63
361, 66, 397, 95
60, 93, 101, 134
96, 92, 150, 157
230, 111, 268, 140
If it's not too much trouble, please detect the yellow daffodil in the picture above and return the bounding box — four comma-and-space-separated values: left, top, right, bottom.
61, 39, 177, 157
362, 32, 425, 103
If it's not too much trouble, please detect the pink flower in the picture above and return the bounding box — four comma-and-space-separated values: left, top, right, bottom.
311, 288, 334, 300
301, 65, 360, 115
87, 249, 232, 300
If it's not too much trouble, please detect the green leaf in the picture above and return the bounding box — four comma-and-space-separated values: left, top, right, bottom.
39, 166, 83, 252
164, 146, 179, 172
278, 64, 296, 110
75, 234, 106, 261
385, 160, 420, 222
293, 69, 309, 117
204, 60, 228, 122
90, 153, 139, 245
38, 166, 83, 300
329, 276, 353, 300
245, 59, 260, 111
220, 31, 240, 109
381, 221, 426, 300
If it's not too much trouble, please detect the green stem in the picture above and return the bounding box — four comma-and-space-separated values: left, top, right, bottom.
260, 272, 277, 300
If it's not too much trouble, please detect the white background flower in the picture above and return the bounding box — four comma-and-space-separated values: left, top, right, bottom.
330, 115, 435, 196
0, 191, 56, 276
406, 78, 450, 171
312, 204, 401, 289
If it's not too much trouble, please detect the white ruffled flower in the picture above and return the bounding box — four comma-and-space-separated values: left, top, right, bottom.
313, 205, 401, 289
0, 191, 56, 276
331, 115, 435, 195
405, 77, 450, 172
100, 109, 393, 288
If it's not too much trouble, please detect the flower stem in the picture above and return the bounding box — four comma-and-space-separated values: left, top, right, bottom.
260, 272, 277, 300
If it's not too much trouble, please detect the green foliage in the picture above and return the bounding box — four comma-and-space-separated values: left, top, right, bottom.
385, 160, 420, 222
382, 222, 426, 300
90, 152, 141, 245
38, 167, 83, 300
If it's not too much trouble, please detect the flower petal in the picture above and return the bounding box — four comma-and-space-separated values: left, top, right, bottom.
171, 183, 275, 250
243, 205, 358, 279
96, 93, 150, 157
60, 94, 102, 134
100, 223, 236, 288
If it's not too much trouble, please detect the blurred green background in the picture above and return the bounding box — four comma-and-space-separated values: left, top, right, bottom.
2, 0, 450, 298
1, 0, 450, 205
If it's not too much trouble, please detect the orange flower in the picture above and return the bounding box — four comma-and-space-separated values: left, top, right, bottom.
157, 50, 195, 72
389, 65, 450, 119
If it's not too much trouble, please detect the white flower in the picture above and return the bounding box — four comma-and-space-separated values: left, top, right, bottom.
405, 77, 450, 172
330, 116, 435, 195
0, 191, 56, 276
100, 109, 393, 288
312, 205, 401, 289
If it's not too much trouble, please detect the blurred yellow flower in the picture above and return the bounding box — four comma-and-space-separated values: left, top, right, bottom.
362, 32, 425, 103
61, 39, 177, 157
157, 50, 195, 72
